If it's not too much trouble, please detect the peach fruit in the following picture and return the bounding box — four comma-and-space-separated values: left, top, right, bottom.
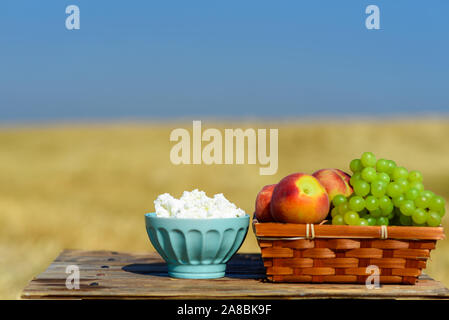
270, 173, 330, 224
254, 184, 276, 222
312, 169, 353, 201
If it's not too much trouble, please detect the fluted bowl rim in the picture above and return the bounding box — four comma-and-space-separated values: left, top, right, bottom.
145, 212, 250, 222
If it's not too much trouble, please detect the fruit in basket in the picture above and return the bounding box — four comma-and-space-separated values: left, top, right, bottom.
331, 152, 446, 227
332, 194, 347, 207
349, 196, 365, 212
360, 152, 377, 167
270, 173, 330, 224
312, 169, 353, 201
353, 180, 370, 197
343, 211, 360, 225
254, 184, 276, 222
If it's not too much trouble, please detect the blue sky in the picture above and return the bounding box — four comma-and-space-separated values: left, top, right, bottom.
0, 1, 448, 123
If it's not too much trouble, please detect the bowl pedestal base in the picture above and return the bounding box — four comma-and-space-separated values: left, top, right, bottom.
167, 263, 226, 279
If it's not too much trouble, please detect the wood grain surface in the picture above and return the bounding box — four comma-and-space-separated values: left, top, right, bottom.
21, 250, 449, 300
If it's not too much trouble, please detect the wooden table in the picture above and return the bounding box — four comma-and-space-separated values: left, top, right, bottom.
21, 249, 449, 300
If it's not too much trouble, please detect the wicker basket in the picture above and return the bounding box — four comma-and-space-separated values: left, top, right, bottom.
253, 220, 445, 284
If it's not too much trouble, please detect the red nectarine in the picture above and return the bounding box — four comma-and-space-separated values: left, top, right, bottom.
254, 184, 276, 222
270, 173, 329, 224
312, 169, 353, 202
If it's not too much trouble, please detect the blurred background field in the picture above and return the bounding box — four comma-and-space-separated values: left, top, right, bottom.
1, 118, 449, 299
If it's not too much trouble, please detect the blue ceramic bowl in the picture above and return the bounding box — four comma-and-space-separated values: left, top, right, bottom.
145, 213, 250, 279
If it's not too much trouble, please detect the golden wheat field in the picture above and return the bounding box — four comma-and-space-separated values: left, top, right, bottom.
1, 118, 449, 299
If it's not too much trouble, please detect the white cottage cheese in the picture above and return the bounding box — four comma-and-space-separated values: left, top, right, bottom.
154, 189, 246, 219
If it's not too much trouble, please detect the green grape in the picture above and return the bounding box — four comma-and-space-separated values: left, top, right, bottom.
365, 196, 379, 211
361, 167, 377, 182
386, 182, 402, 198
427, 211, 441, 227
392, 166, 409, 180
395, 178, 409, 193
358, 218, 369, 226
330, 207, 340, 218
338, 202, 350, 215
380, 180, 389, 188
405, 188, 419, 201
349, 196, 365, 212
421, 190, 435, 199
429, 196, 445, 212
412, 208, 428, 225
378, 195, 392, 209
353, 180, 370, 197
392, 194, 406, 207
377, 217, 389, 226
350, 172, 362, 186
437, 207, 446, 217
377, 172, 391, 184
332, 194, 347, 207
409, 181, 424, 193
408, 170, 423, 183
400, 200, 415, 216
332, 215, 345, 225
350, 159, 363, 173
370, 180, 386, 197
399, 214, 412, 226
367, 216, 377, 226
386, 160, 397, 175
361, 152, 376, 167
415, 195, 430, 209
344, 211, 360, 225
376, 159, 389, 173
369, 208, 382, 218
381, 202, 394, 216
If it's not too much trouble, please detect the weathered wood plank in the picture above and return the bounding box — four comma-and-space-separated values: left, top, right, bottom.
21, 250, 449, 300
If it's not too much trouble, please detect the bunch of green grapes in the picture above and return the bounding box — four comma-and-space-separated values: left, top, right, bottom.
331, 152, 446, 227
